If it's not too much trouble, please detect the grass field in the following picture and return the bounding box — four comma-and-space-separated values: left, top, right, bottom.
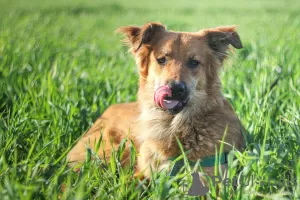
0, 0, 300, 199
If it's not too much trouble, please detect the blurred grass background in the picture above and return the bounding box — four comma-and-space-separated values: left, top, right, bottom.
0, 0, 299, 199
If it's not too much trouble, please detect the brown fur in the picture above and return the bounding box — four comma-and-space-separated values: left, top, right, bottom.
67, 22, 245, 178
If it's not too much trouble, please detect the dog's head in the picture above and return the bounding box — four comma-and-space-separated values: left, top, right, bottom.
117, 22, 242, 115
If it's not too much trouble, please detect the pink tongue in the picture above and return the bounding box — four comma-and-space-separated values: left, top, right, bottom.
163, 99, 180, 109
154, 86, 179, 109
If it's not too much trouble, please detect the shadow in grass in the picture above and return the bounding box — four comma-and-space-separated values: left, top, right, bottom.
41, 4, 126, 16
15, 3, 151, 17
237, 43, 253, 60
0, 92, 13, 118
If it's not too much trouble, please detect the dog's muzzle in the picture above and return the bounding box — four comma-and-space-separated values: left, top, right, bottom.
154, 81, 189, 114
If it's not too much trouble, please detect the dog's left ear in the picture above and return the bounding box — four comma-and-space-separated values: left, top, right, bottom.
206, 26, 243, 61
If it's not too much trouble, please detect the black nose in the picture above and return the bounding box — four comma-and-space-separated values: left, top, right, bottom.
168, 81, 186, 98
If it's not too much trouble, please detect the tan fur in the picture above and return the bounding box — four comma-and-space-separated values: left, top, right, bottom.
67, 22, 245, 178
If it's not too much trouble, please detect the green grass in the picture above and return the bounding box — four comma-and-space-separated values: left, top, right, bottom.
0, 0, 299, 199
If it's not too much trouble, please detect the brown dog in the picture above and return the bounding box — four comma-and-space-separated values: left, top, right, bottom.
67, 22, 245, 178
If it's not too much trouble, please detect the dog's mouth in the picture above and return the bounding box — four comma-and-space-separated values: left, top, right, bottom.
154, 85, 189, 114
164, 97, 189, 114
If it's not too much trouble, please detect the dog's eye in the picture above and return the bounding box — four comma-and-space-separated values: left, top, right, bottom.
157, 57, 167, 65
188, 59, 200, 68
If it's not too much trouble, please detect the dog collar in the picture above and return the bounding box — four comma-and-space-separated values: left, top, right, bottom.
168, 153, 228, 176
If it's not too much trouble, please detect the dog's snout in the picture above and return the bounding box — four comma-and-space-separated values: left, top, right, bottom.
168, 81, 186, 98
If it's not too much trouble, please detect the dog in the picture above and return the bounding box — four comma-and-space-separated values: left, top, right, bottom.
67, 22, 245, 178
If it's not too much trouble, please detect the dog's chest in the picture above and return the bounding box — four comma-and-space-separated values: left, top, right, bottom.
178, 124, 219, 160
157, 118, 222, 161
141, 110, 225, 160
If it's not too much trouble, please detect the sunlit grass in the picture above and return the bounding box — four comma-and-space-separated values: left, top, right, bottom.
0, 0, 299, 199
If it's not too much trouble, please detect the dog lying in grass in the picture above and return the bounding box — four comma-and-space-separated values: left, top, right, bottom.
67, 22, 245, 178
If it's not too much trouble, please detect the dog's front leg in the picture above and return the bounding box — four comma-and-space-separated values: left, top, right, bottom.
136, 142, 156, 178
136, 142, 171, 179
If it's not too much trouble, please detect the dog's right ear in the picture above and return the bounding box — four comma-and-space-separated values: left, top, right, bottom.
116, 22, 166, 53
204, 26, 243, 62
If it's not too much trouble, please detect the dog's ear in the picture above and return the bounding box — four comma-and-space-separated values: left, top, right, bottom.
116, 22, 166, 53
205, 26, 243, 61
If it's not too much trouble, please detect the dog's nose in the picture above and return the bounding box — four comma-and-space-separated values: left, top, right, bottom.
168, 81, 186, 98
